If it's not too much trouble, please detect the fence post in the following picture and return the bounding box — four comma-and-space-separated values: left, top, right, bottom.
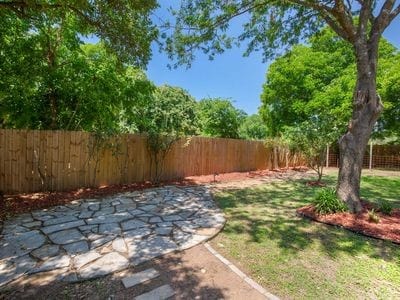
369, 143, 373, 170
326, 144, 329, 168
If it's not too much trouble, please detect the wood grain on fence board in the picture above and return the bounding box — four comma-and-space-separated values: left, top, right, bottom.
0, 129, 303, 193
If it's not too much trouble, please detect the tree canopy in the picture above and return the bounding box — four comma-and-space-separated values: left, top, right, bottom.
239, 114, 268, 140
166, 1, 399, 66
260, 28, 399, 139
197, 98, 246, 139
134, 85, 198, 137
0, 0, 158, 66
0, 8, 158, 131
0, 20, 152, 132
376, 52, 400, 142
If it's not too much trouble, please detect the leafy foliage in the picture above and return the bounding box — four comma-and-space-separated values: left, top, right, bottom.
165, 1, 399, 68
377, 53, 400, 142
134, 85, 198, 182
197, 98, 246, 139
313, 188, 347, 215
283, 117, 341, 182
260, 29, 353, 137
238, 114, 268, 140
164, 0, 325, 67
0, 12, 155, 132
0, 0, 158, 66
260, 28, 399, 139
135, 85, 198, 137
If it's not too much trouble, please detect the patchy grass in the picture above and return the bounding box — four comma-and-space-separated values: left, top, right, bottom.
211, 174, 400, 299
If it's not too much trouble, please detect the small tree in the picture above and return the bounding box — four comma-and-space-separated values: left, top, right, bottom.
283, 118, 340, 182
135, 85, 198, 183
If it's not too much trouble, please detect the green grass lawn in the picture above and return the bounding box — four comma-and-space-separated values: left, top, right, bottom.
210, 172, 400, 299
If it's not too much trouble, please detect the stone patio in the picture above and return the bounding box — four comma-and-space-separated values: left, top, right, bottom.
0, 185, 225, 287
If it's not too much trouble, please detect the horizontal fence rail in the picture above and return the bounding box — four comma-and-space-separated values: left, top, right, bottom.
0, 129, 304, 194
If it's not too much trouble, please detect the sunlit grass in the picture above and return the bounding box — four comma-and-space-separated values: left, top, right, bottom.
211, 173, 400, 299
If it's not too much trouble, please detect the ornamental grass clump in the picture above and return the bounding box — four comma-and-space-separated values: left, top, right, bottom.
368, 209, 380, 223
313, 188, 348, 215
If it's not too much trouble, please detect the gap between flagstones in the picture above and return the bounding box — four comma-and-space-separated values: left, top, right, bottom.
0, 185, 225, 287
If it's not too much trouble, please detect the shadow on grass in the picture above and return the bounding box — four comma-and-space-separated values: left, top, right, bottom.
215, 177, 400, 263
361, 176, 400, 207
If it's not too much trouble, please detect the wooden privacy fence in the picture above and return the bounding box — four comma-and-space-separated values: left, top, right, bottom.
0, 129, 303, 194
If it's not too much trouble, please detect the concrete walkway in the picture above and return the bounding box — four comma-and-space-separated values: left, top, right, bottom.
0, 185, 225, 286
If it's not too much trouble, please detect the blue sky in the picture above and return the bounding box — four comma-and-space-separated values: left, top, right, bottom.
87, 5, 400, 115
145, 3, 400, 115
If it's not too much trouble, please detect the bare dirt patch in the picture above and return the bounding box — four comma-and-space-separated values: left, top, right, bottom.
297, 202, 400, 244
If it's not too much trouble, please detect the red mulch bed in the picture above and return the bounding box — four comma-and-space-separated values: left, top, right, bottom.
0, 167, 304, 221
297, 202, 400, 244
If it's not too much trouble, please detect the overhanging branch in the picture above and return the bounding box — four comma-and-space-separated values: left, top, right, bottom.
0, 1, 100, 27
287, 0, 356, 43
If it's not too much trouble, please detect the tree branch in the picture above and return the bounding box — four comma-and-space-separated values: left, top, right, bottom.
389, 3, 400, 22
212, 1, 268, 29
357, 0, 373, 41
287, 0, 333, 14
371, 0, 396, 37
288, 0, 356, 43
330, 0, 357, 42
0, 1, 28, 17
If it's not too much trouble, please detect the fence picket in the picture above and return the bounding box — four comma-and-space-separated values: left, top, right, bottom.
0, 129, 311, 193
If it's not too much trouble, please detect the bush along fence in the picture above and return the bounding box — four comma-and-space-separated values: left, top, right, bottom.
326, 143, 400, 170
0, 129, 304, 194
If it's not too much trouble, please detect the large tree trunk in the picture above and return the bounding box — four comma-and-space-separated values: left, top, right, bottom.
337, 42, 383, 213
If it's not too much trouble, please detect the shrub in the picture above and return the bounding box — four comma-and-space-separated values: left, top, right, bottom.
378, 200, 393, 215
313, 188, 347, 215
368, 209, 380, 223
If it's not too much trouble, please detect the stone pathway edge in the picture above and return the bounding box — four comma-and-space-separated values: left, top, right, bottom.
204, 243, 280, 300
0, 185, 226, 287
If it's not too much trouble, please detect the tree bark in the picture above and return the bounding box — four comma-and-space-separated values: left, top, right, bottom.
337, 41, 383, 213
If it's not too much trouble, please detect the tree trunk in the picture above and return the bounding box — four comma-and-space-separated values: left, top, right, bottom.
337, 44, 383, 213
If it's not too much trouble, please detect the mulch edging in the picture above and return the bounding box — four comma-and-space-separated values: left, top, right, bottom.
0, 168, 303, 221
297, 204, 400, 245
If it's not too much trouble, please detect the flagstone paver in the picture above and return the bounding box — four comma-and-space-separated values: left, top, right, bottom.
79, 252, 128, 279
135, 284, 175, 300
31, 245, 60, 260
0, 185, 224, 286
63, 241, 89, 254
122, 268, 160, 288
